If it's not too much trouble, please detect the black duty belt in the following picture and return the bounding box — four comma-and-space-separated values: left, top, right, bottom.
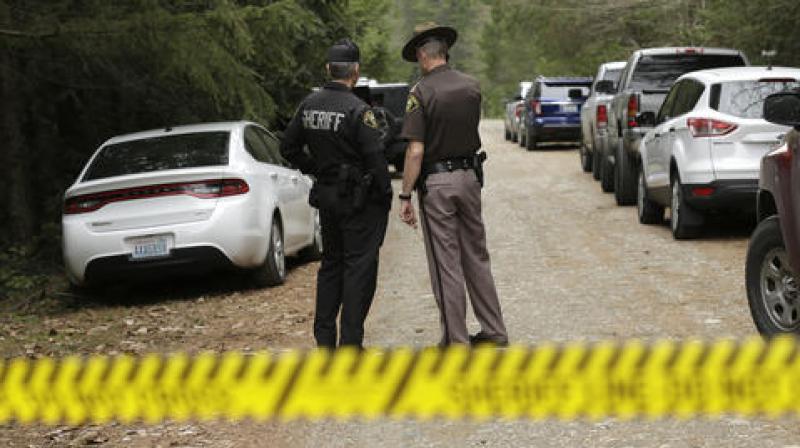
423, 157, 475, 175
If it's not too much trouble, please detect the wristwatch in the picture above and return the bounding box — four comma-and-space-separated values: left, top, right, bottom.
398, 192, 413, 201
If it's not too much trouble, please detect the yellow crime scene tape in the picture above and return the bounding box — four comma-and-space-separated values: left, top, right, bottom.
1, 336, 799, 424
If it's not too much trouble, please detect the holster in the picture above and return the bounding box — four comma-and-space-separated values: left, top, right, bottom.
337, 164, 373, 211
474, 151, 487, 188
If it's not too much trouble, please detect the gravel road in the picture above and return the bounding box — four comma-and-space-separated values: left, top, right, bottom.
3, 119, 799, 447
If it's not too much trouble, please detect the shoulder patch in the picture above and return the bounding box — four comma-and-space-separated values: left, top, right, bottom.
362, 110, 379, 129
406, 94, 421, 113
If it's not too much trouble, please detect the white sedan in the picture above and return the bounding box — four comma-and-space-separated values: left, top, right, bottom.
636, 67, 800, 238
62, 121, 322, 288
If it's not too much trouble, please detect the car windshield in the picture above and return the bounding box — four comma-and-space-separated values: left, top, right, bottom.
83, 131, 230, 181
541, 83, 590, 99
712, 80, 800, 119
631, 54, 746, 91
370, 86, 409, 119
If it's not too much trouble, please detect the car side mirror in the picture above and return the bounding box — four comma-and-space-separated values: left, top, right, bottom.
568, 88, 584, 100
764, 92, 800, 129
595, 80, 615, 94
636, 111, 657, 128
513, 94, 523, 101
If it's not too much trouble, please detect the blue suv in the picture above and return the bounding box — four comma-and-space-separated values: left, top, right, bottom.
520, 76, 593, 150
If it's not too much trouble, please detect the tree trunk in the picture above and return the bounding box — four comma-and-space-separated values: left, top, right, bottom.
1, 51, 36, 244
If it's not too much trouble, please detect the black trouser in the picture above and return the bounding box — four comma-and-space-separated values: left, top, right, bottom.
314, 201, 389, 348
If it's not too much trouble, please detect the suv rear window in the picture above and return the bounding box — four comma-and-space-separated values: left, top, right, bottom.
631, 54, 746, 91
83, 131, 230, 181
541, 83, 590, 98
711, 80, 800, 119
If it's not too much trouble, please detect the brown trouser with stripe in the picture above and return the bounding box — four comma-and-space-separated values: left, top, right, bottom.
420, 169, 508, 345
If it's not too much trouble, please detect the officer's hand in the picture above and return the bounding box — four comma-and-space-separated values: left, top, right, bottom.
399, 200, 417, 229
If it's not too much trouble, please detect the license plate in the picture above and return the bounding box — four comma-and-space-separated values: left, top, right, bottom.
130, 236, 170, 260
562, 104, 578, 113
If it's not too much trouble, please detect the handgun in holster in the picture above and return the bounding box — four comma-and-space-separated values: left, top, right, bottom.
474, 151, 488, 188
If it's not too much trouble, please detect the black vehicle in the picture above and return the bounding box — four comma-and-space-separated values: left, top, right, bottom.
354, 81, 410, 171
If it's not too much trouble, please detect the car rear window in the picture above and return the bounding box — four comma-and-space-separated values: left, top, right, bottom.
631, 54, 746, 91
602, 68, 622, 83
541, 84, 591, 98
83, 131, 230, 181
711, 80, 800, 119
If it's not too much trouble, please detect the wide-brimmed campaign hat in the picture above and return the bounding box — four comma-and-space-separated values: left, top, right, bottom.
402, 22, 457, 62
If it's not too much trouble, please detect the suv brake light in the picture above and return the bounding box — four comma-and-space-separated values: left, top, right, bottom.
677, 48, 703, 55
531, 100, 542, 115
63, 178, 250, 214
626, 94, 639, 128
687, 118, 738, 138
515, 103, 523, 118
596, 105, 608, 128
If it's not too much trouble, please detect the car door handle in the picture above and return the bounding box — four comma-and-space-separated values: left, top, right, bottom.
269, 172, 278, 180
669, 128, 676, 132
290, 175, 299, 183
654, 133, 662, 138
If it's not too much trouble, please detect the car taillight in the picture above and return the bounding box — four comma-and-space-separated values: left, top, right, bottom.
687, 118, 738, 138
626, 94, 639, 128
531, 100, 542, 115
691, 187, 715, 197
63, 178, 250, 215
596, 105, 608, 129
515, 103, 523, 118
677, 48, 703, 55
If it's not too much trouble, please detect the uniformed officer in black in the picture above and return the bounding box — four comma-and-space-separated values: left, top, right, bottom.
280, 39, 392, 349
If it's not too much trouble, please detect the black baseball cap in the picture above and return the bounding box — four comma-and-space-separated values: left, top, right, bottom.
327, 39, 360, 63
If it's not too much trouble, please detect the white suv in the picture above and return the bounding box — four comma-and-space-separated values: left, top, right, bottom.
637, 67, 800, 238
62, 121, 322, 288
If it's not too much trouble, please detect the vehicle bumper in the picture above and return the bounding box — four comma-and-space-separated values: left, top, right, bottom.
533, 123, 581, 142
63, 195, 269, 285
682, 179, 759, 212
623, 128, 649, 155
83, 246, 235, 285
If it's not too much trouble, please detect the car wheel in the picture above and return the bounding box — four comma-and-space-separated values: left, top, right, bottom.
637, 168, 664, 224
591, 143, 602, 181
746, 216, 800, 336
511, 128, 518, 143
670, 175, 703, 239
600, 147, 614, 193
300, 209, 323, 262
251, 217, 286, 287
519, 126, 526, 148
525, 128, 538, 151
504, 125, 511, 141
614, 141, 636, 206
580, 144, 592, 172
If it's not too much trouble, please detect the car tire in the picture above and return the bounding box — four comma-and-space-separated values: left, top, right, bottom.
600, 147, 614, 193
670, 175, 703, 239
300, 210, 323, 262
525, 128, 538, 151
637, 168, 664, 225
746, 216, 800, 336
580, 144, 592, 172
511, 128, 518, 143
251, 217, 286, 287
591, 143, 602, 181
519, 127, 526, 148
504, 126, 511, 141
614, 141, 637, 205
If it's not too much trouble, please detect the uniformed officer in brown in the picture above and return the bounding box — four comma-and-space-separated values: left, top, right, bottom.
397, 23, 508, 346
